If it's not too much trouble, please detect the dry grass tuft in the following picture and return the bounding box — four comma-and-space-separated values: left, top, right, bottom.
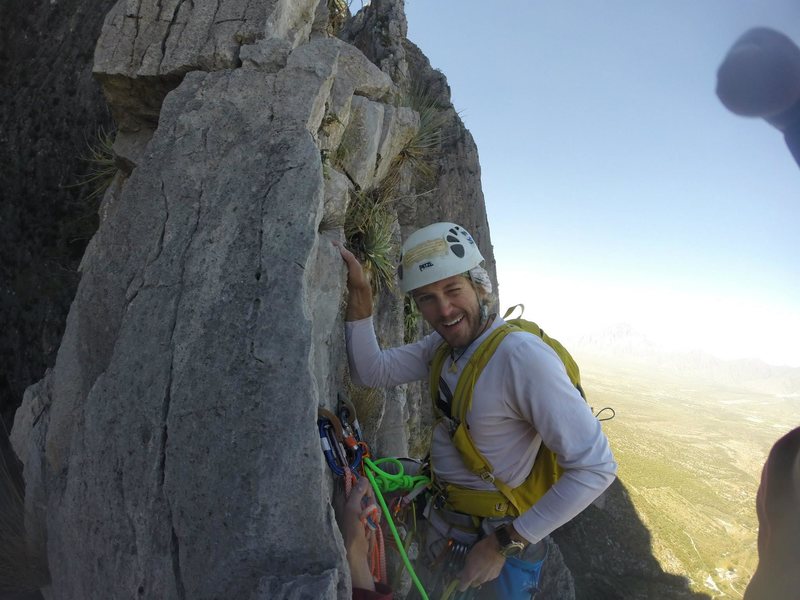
327, 0, 349, 35
70, 127, 118, 201
345, 380, 384, 440
318, 208, 346, 233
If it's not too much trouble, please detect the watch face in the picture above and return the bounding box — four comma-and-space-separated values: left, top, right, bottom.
499, 541, 525, 557
495, 526, 526, 557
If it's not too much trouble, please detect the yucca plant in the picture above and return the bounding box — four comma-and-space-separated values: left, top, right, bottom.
384, 80, 451, 192
344, 188, 396, 294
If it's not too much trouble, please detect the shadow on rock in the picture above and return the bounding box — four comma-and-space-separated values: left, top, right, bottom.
552, 479, 712, 600
0, 0, 117, 428
0, 424, 47, 599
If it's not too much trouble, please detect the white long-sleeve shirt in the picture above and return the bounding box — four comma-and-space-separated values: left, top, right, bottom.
345, 315, 617, 544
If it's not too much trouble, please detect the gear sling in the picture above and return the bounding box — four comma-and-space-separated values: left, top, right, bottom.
428, 309, 586, 518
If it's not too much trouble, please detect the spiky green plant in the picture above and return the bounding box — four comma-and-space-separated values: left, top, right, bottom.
401, 84, 448, 169
344, 188, 396, 294
406, 87, 448, 152
71, 127, 118, 201
384, 81, 451, 191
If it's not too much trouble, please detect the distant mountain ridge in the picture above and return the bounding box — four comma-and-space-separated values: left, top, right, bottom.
570, 323, 800, 397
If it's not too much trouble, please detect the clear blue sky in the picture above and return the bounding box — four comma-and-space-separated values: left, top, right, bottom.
406, 0, 800, 367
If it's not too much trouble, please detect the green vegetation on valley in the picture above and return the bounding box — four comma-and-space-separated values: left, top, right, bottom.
581, 358, 798, 599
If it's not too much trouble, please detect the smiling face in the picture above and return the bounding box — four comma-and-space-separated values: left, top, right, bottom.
412, 274, 485, 349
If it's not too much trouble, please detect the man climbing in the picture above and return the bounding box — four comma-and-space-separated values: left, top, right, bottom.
335, 222, 617, 597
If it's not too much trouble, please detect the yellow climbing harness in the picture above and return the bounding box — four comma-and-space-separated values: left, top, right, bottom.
428, 305, 585, 518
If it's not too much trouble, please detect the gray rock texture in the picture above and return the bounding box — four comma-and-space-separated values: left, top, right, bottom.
93, 0, 320, 130
5, 1, 705, 599
539, 537, 576, 598
18, 61, 348, 599
340, 0, 409, 83
11, 9, 446, 596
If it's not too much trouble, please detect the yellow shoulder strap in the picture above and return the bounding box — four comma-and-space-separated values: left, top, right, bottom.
451, 324, 515, 422
429, 324, 525, 513
428, 324, 515, 417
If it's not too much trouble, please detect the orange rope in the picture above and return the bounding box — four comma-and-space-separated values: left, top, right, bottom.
343, 465, 386, 584
371, 524, 387, 583
344, 466, 354, 497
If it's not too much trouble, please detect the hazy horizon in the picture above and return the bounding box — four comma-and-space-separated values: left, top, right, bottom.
562, 318, 800, 373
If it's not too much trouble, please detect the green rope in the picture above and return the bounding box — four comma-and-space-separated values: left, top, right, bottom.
364, 456, 431, 494
363, 457, 430, 600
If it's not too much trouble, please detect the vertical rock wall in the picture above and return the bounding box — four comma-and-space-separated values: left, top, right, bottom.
10, 0, 498, 597
13, 1, 494, 599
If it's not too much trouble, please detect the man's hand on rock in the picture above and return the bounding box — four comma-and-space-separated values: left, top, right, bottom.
334, 241, 373, 320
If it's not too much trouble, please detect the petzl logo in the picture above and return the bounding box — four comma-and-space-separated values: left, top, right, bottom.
419, 261, 434, 271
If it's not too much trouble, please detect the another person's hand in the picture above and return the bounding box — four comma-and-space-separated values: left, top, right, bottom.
456, 535, 505, 592
336, 477, 377, 591
716, 27, 800, 129
334, 241, 374, 320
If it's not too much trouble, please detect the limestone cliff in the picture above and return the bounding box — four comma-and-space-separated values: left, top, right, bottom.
8, 1, 496, 598
3, 1, 708, 599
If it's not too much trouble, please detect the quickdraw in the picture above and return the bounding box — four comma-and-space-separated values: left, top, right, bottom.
318, 397, 386, 582
317, 395, 433, 600
318, 405, 364, 477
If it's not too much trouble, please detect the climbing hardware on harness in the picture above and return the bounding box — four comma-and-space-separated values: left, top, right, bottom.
318, 397, 432, 599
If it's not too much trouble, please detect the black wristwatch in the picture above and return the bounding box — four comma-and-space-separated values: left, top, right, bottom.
494, 524, 527, 558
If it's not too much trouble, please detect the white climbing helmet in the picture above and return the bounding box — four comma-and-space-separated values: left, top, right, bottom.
398, 222, 485, 293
